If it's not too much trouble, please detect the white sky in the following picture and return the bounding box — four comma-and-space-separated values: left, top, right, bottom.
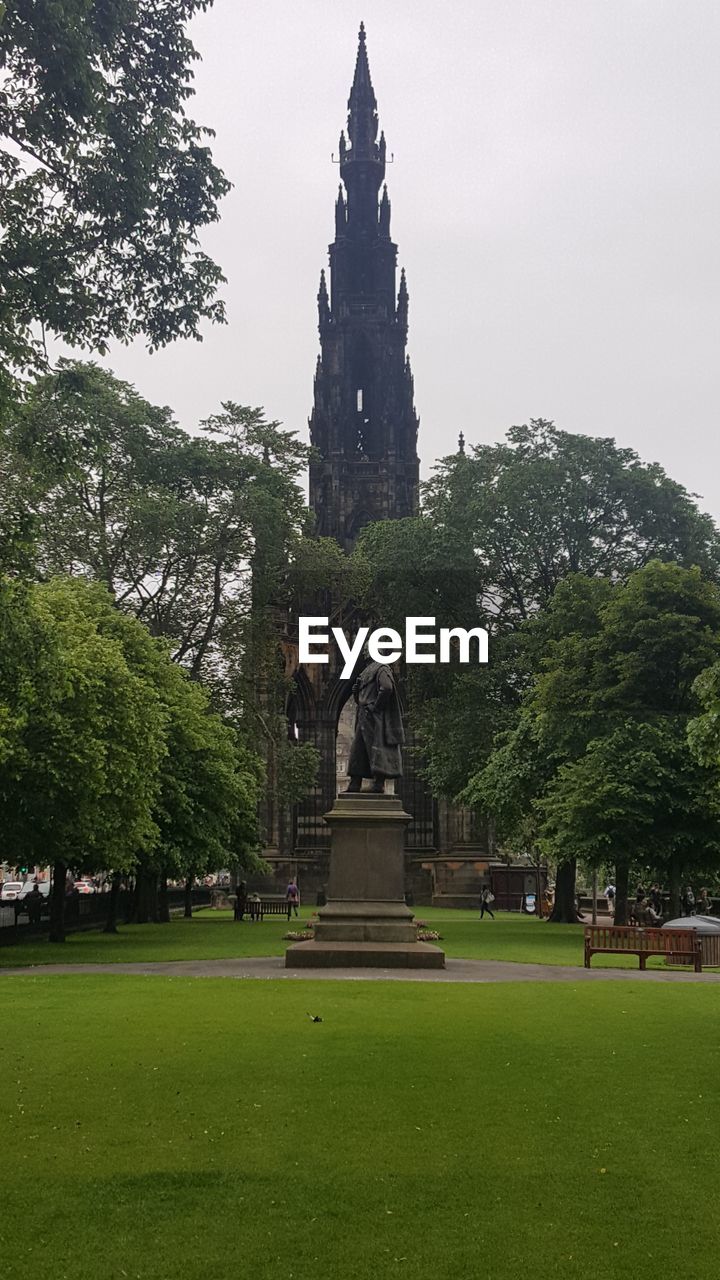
91, 1, 720, 516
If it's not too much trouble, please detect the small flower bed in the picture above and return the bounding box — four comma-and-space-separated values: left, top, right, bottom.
417, 929, 442, 942
284, 930, 314, 942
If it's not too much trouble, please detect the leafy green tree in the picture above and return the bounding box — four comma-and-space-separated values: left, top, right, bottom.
0, 576, 166, 940
425, 420, 720, 626
467, 563, 720, 921
0, 0, 229, 402
8, 363, 312, 686
132, 655, 264, 924
464, 578, 611, 919
0, 423, 43, 574
351, 425, 719, 801
0, 574, 265, 936
539, 721, 720, 920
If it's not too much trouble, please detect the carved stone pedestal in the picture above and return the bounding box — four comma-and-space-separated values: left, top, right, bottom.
285, 792, 445, 969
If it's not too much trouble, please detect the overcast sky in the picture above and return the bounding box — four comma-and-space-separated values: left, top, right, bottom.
92, 1, 720, 516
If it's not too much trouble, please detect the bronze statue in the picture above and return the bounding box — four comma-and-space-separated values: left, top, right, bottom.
344, 660, 404, 794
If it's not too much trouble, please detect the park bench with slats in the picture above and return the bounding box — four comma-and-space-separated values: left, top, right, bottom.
236, 898, 297, 920
584, 925, 702, 972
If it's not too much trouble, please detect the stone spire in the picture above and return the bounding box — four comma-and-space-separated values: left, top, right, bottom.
309, 23, 419, 549
346, 21, 378, 157
396, 267, 408, 329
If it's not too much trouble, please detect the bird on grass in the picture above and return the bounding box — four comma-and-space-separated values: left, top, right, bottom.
306, 1012, 323, 1023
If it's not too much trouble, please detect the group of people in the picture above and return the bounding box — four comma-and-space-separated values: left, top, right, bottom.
232, 879, 301, 922
604, 881, 715, 922
626, 883, 664, 926
680, 884, 713, 916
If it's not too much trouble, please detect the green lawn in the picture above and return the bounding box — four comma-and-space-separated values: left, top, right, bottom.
1, 975, 718, 1279
0, 907, 680, 970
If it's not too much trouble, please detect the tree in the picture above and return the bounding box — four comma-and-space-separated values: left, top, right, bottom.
0, 421, 43, 574
424, 420, 720, 626
351, 424, 720, 802
131, 655, 264, 924
470, 563, 720, 921
0, 576, 166, 940
540, 721, 720, 921
0, 573, 265, 936
0, 0, 229, 403
8, 363, 312, 686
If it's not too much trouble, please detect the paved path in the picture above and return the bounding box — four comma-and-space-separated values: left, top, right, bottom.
2, 956, 720, 983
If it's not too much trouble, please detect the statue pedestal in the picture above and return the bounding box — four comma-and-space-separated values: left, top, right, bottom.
285, 793, 445, 969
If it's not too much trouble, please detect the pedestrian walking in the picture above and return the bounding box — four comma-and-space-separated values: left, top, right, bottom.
286, 879, 300, 920
479, 886, 495, 920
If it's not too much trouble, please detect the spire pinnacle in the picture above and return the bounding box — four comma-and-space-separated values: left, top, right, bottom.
458, 431, 466, 455
317, 269, 330, 328
346, 21, 378, 156
397, 268, 408, 328
335, 184, 346, 234
379, 183, 390, 236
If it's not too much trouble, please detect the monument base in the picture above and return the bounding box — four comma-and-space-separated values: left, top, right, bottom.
284, 791, 445, 970
285, 940, 445, 969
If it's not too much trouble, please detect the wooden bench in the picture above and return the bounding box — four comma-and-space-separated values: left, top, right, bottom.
584, 925, 702, 972
236, 898, 297, 920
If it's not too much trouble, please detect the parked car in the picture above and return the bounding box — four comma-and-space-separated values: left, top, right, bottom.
1, 881, 24, 901
75, 880, 96, 895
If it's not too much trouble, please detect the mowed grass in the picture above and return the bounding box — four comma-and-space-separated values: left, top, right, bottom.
1, 975, 719, 1279
0, 907, 679, 970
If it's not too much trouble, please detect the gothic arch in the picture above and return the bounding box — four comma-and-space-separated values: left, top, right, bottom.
286, 665, 316, 732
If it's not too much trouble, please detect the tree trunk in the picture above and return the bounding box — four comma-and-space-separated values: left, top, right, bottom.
104, 873, 121, 934
184, 876, 193, 919
669, 858, 682, 919
549, 859, 578, 922
134, 869, 158, 924
49, 860, 67, 943
122, 879, 133, 924
130, 874, 142, 924
148, 873, 159, 923
158, 873, 170, 924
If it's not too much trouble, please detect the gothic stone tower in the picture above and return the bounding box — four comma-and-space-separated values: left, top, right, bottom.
309, 22, 420, 549
258, 26, 486, 902
260, 25, 439, 893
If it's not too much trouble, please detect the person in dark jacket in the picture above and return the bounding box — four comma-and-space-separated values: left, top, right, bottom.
25, 884, 44, 927
234, 881, 247, 922
480, 887, 495, 920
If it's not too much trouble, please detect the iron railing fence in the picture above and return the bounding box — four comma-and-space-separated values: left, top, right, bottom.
0, 887, 212, 945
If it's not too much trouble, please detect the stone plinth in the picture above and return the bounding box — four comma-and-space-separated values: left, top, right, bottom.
285, 792, 445, 969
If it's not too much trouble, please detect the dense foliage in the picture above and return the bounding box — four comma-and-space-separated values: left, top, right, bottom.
0, 575, 263, 937
466, 563, 720, 919
355, 421, 720, 800
0, 0, 229, 404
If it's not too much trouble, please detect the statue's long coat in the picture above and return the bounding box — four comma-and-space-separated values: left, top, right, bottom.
347, 661, 404, 780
